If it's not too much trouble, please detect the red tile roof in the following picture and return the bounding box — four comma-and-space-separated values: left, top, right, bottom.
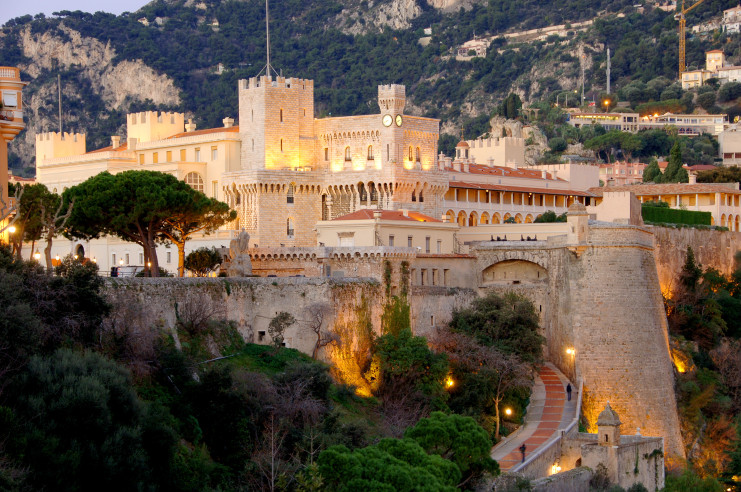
589, 183, 741, 196
449, 181, 594, 197
167, 126, 240, 139
447, 163, 560, 180
331, 209, 442, 222
86, 142, 129, 154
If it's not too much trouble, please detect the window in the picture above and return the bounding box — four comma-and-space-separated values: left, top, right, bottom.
425, 236, 430, 253
437, 240, 442, 253
419, 191, 424, 203
212, 181, 218, 198
280, 139, 284, 152
387, 144, 390, 160
139, 253, 144, 264
287, 218, 294, 238
415, 147, 421, 162
2, 91, 17, 108
408, 236, 413, 247
166, 252, 171, 263
367, 145, 374, 160
408, 146, 413, 161
139, 154, 144, 164
185, 172, 204, 193
345, 147, 351, 161
252, 139, 255, 151
324, 148, 329, 161
166, 150, 172, 162
287, 184, 295, 204
389, 235, 395, 246
195, 148, 201, 161
112, 253, 116, 265
125, 253, 130, 265
280, 108, 283, 122
153, 152, 158, 164
211, 146, 218, 160
180, 149, 186, 161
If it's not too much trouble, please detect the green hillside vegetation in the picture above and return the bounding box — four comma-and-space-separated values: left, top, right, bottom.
4, 0, 741, 173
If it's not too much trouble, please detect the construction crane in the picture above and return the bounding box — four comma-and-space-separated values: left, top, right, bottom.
676, 0, 708, 75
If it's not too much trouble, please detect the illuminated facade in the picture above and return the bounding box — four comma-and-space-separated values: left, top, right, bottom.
0, 66, 27, 243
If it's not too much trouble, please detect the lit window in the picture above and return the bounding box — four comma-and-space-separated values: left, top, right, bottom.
185, 172, 204, 193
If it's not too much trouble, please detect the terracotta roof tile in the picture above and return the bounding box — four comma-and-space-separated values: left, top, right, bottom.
449, 181, 594, 197
331, 209, 442, 222
86, 142, 129, 154
589, 183, 741, 196
446, 164, 560, 180
167, 126, 240, 139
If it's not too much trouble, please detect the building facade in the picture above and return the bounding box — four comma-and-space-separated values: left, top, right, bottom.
0, 66, 28, 243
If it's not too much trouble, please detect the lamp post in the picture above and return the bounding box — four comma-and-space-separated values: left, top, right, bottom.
33, 250, 40, 261
603, 98, 610, 113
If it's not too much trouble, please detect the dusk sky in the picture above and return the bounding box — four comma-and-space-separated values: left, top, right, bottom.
0, 1, 150, 26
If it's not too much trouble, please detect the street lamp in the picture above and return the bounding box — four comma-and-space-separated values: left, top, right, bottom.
33, 250, 41, 260
603, 99, 610, 113
504, 407, 512, 417
8, 225, 16, 234
566, 347, 575, 356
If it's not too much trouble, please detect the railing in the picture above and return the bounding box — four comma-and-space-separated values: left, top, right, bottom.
510, 378, 583, 477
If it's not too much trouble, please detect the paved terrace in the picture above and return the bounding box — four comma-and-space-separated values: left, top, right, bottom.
491, 363, 576, 472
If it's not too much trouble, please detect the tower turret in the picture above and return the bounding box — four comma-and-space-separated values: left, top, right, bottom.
597, 402, 622, 446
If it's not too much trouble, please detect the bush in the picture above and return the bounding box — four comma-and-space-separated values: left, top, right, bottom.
548, 136, 568, 153
642, 204, 712, 225
718, 82, 741, 103
184, 247, 223, 277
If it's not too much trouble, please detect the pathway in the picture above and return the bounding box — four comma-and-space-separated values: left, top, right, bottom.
491, 363, 576, 472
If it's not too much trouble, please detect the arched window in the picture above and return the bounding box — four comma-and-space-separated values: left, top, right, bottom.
408, 146, 413, 161
287, 218, 294, 238
185, 172, 204, 193
287, 184, 295, 204
367, 145, 374, 160
415, 147, 421, 162
280, 108, 283, 122
345, 147, 351, 161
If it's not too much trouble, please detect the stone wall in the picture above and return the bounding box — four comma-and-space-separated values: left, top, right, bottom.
530, 468, 592, 492
650, 225, 741, 292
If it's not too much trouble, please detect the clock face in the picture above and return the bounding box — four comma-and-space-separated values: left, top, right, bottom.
382, 114, 393, 127
395, 114, 403, 127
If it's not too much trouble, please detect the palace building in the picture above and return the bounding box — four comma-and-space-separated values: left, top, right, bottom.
33, 74, 598, 272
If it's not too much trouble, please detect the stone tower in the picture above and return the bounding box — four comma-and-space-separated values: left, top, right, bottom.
597, 402, 622, 446
377, 84, 405, 115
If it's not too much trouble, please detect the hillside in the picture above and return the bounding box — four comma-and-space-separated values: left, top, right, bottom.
1, 0, 740, 173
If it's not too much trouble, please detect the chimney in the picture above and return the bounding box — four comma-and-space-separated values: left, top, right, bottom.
487, 157, 495, 167
401, 209, 409, 217
441, 214, 448, 223
111, 136, 120, 149
223, 117, 234, 128
463, 162, 470, 173
185, 119, 197, 132
453, 161, 461, 172
689, 173, 697, 184
542, 169, 548, 179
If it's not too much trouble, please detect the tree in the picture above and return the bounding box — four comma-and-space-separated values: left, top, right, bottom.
63, 171, 198, 277
499, 93, 522, 120
697, 166, 741, 184
404, 411, 498, 486
697, 91, 716, 111
643, 159, 662, 183
663, 142, 687, 183
184, 247, 223, 277
317, 439, 460, 491
7, 349, 176, 491
269, 312, 296, 347
449, 292, 544, 362
548, 136, 567, 153
160, 193, 236, 277
305, 303, 337, 359
535, 210, 567, 222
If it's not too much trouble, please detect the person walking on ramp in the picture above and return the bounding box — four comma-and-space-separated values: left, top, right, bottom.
566, 383, 572, 401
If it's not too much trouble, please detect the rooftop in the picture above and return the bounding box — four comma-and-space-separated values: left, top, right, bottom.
446, 163, 559, 180
331, 209, 442, 223
589, 183, 741, 196
450, 180, 593, 197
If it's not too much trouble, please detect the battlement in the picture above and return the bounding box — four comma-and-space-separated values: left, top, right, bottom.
238, 75, 314, 92
378, 84, 406, 113
126, 111, 184, 143
35, 131, 86, 164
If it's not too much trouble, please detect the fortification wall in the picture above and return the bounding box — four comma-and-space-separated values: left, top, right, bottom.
650, 225, 741, 291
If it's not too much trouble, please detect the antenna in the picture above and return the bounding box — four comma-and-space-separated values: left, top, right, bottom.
258, 0, 278, 77
58, 73, 62, 133
606, 48, 611, 94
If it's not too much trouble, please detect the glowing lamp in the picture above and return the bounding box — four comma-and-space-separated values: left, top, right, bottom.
33, 250, 41, 260
92, 257, 97, 263
74, 255, 78, 260
445, 376, 454, 388
550, 462, 562, 475
119, 259, 124, 266
7, 225, 16, 233
566, 348, 575, 356
504, 408, 512, 417
55, 255, 60, 261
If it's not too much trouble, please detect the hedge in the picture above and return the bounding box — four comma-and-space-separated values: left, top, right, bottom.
641, 205, 712, 226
